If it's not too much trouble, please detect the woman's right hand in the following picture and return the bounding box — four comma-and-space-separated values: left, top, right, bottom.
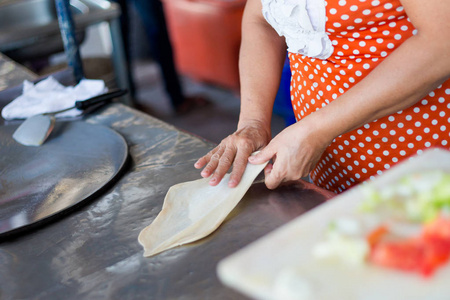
194, 119, 271, 188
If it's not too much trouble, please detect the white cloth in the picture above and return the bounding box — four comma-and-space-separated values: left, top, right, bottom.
261, 0, 334, 59
1, 76, 107, 120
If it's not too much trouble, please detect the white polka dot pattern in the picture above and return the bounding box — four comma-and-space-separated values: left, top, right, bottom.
287, 0, 450, 193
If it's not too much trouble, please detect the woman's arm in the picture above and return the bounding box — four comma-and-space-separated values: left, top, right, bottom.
194, 0, 287, 187
238, 0, 287, 129
251, 0, 450, 189
311, 0, 450, 139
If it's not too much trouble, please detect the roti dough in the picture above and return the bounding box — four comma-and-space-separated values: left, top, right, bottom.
138, 157, 268, 257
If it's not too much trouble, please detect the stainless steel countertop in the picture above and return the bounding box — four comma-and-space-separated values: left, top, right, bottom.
0, 52, 37, 91
0, 103, 334, 299
0, 54, 335, 299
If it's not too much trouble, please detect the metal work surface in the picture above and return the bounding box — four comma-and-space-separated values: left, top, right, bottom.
0, 53, 37, 92
0, 104, 334, 299
0, 121, 128, 238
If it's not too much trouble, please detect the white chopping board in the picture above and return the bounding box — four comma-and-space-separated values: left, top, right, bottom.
217, 148, 450, 300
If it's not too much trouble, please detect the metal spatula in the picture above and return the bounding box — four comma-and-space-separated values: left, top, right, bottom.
12, 89, 128, 146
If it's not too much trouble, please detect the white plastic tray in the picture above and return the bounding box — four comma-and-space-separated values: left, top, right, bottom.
217, 148, 450, 300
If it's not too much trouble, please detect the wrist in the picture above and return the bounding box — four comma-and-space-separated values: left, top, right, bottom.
237, 117, 272, 143
297, 113, 337, 149
238, 106, 272, 129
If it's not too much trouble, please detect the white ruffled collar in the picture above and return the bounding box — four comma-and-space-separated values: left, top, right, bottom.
261, 0, 334, 59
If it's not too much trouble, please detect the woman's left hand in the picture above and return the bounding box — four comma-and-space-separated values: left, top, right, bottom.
249, 120, 331, 189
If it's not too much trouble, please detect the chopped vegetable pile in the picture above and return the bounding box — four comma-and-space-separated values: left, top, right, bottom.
360, 171, 450, 222
313, 170, 450, 277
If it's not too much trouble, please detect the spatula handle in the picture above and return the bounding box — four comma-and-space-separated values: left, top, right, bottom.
75, 89, 128, 110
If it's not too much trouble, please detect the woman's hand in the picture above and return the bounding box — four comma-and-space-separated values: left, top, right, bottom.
249, 120, 331, 190
194, 120, 271, 188
194, 0, 287, 189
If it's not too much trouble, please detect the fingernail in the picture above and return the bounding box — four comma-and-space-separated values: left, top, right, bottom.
228, 179, 237, 187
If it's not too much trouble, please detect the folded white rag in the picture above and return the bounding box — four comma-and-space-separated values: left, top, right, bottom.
1, 76, 107, 120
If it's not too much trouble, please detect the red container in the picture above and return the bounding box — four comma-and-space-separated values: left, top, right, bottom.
162, 0, 246, 91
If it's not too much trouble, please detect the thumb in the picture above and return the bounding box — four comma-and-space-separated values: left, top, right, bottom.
248, 147, 275, 165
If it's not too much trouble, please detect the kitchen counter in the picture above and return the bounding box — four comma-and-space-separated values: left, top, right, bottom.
0, 54, 335, 300
0, 52, 37, 91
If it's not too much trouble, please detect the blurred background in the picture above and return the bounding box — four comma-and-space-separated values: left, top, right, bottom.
0, 0, 295, 143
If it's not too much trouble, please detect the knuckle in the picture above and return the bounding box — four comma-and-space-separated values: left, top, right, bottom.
223, 135, 236, 145
236, 137, 251, 146
271, 172, 283, 182
288, 174, 302, 182
237, 143, 252, 153
203, 164, 213, 173
205, 150, 215, 160
211, 153, 221, 161
217, 143, 226, 152
265, 180, 277, 190
237, 142, 256, 156
220, 155, 232, 166
214, 164, 229, 177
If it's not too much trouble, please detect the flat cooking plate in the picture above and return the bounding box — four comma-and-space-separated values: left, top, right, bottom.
0, 121, 128, 239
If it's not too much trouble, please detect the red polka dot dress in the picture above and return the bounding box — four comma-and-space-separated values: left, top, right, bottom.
288, 0, 450, 193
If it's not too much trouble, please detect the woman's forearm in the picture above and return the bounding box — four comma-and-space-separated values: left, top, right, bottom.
303, 30, 450, 144
302, 0, 450, 143
193, 0, 287, 187
237, 0, 287, 132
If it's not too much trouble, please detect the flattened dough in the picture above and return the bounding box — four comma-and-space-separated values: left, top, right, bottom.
138, 158, 268, 257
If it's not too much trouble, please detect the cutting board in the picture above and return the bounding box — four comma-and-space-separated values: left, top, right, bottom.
217, 148, 450, 300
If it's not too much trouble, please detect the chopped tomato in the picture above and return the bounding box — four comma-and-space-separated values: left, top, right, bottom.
366, 225, 389, 249
367, 216, 450, 277
422, 215, 450, 242
369, 239, 423, 273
